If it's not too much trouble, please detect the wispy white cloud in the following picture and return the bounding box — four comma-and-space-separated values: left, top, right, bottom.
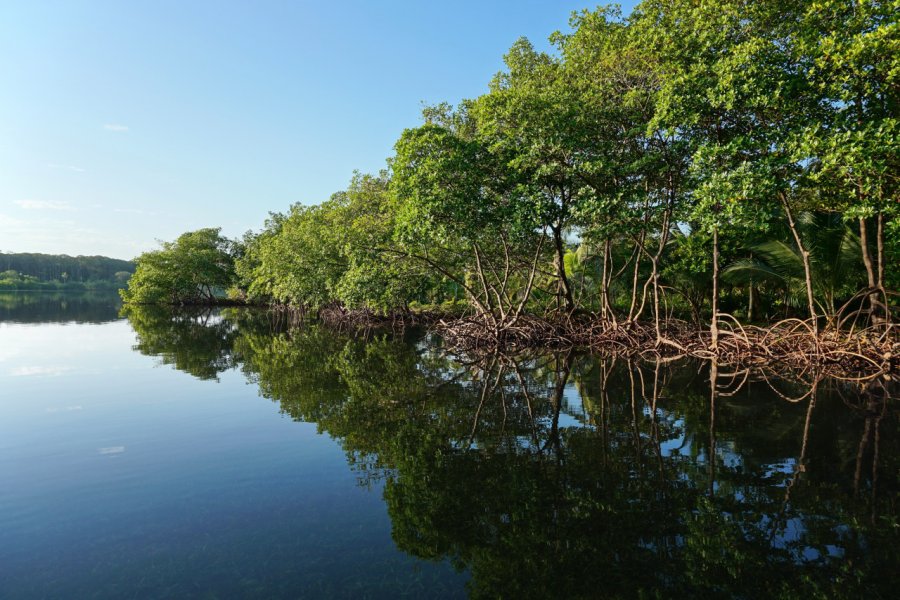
15, 199, 75, 211
0, 210, 148, 257
47, 163, 86, 173
98, 446, 125, 455
8, 365, 74, 377
114, 207, 156, 216
103, 123, 129, 132
0, 347, 20, 362
0, 212, 26, 227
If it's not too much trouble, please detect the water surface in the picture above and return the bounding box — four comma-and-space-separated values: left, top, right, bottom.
0, 293, 896, 598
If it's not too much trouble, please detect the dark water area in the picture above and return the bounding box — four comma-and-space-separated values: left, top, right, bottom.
0, 293, 897, 599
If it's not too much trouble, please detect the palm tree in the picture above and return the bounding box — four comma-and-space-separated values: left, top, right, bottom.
723, 212, 864, 319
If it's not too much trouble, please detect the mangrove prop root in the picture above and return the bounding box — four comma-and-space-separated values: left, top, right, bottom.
296, 306, 895, 380
433, 314, 896, 380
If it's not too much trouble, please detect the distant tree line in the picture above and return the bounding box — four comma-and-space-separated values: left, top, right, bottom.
0, 252, 134, 290
123, 1, 897, 350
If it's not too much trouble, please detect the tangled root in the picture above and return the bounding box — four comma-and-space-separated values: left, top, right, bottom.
435, 314, 896, 380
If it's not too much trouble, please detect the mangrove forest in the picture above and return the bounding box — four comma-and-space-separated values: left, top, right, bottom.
122, 0, 898, 376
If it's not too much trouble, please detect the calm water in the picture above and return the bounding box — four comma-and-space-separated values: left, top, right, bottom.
0, 293, 896, 599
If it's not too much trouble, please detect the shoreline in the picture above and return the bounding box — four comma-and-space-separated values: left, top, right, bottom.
123, 301, 897, 379
319, 307, 897, 380
435, 315, 896, 379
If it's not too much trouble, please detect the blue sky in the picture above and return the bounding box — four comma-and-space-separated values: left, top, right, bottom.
1, 1, 636, 259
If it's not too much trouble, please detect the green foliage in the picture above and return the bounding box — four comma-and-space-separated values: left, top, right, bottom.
0, 252, 134, 289
392, 123, 497, 246
798, 0, 898, 218
724, 212, 864, 314
121, 228, 237, 305
236, 172, 432, 312
246, 202, 345, 307
128, 1, 898, 326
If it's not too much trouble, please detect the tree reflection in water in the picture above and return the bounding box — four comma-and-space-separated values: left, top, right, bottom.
0, 291, 122, 323
127, 306, 899, 598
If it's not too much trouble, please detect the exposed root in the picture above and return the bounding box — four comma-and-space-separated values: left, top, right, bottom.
434, 314, 897, 380
265, 301, 895, 379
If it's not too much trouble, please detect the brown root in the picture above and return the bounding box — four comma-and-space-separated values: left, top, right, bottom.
434, 313, 896, 380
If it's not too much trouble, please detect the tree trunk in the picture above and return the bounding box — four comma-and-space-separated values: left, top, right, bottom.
650, 207, 672, 345
710, 226, 720, 351
605, 239, 618, 329
626, 232, 645, 324
748, 280, 754, 322
781, 196, 817, 332
858, 216, 881, 323
876, 213, 891, 325
510, 232, 545, 325
600, 240, 609, 326
552, 225, 575, 313
471, 243, 499, 334
876, 213, 884, 290
651, 258, 662, 344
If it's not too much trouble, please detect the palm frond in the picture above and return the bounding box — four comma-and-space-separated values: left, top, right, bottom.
752, 240, 805, 280
722, 258, 787, 286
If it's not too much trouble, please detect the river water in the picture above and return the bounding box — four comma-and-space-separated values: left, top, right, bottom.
0, 292, 896, 598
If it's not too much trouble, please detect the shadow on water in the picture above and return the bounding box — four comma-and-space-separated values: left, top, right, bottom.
121, 304, 899, 599
0, 291, 123, 324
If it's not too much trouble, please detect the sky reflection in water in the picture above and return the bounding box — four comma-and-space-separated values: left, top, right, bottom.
0, 294, 896, 598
